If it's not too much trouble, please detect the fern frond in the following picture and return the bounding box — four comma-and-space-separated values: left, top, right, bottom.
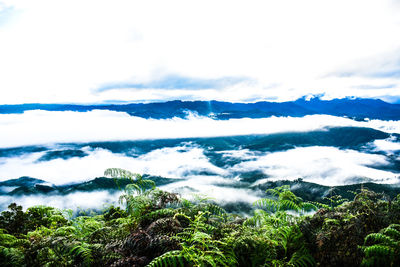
362, 244, 393, 258
364, 233, 394, 246
387, 224, 400, 231
279, 190, 298, 202
179, 198, 193, 209
138, 179, 156, 190
54, 226, 77, 237
0, 246, 25, 266
147, 250, 184, 267
191, 231, 212, 243
143, 208, 176, 221
266, 185, 290, 197
360, 257, 377, 267
280, 199, 300, 212
125, 183, 141, 194
0, 233, 17, 246
104, 168, 141, 180
311, 201, 330, 210
70, 244, 93, 266
10, 238, 30, 248
254, 198, 278, 212
381, 227, 400, 240
300, 202, 318, 212
266, 188, 280, 197
205, 204, 226, 216
288, 248, 316, 267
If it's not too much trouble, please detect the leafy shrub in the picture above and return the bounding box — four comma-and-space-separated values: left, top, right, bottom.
1, 169, 399, 267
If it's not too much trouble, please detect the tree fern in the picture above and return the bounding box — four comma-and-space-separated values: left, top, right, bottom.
104, 168, 155, 194
255, 186, 317, 216
120, 193, 153, 218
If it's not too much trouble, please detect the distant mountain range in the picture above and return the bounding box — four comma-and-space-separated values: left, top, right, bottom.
0, 176, 179, 196
1, 97, 400, 120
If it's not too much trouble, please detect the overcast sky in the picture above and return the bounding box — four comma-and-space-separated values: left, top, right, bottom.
0, 0, 400, 104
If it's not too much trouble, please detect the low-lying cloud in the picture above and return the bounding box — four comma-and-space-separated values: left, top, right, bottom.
1, 110, 400, 148
233, 146, 398, 186
0, 145, 226, 184
371, 138, 400, 153
0, 190, 122, 212
1, 142, 398, 187
0, 142, 399, 211
0, 111, 399, 211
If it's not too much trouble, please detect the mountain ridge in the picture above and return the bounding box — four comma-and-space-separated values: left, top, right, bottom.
1, 97, 399, 120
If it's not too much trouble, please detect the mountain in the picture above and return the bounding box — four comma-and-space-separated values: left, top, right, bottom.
0, 176, 182, 196
0, 177, 47, 187
1, 97, 399, 120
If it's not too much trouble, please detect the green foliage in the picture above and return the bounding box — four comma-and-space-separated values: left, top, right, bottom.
0, 203, 28, 235
223, 225, 276, 266
323, 194, 348, 210
147, 250, 184, 267
361, 224, 400, 266
255, 185, 317, 215
25, 205, 70, 230
105, 168, 179, 220
2, 169, 399, 267
288, 248, 316, 267
0, 246, 25, 267
0, 203, 70, 237
70, 243, 93, 266
104, 167, 155, 194
150, 211, 237, 267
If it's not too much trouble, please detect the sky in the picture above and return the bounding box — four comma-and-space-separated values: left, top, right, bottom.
0, 0, 400, 104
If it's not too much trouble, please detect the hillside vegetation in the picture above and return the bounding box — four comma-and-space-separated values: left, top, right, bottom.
1, 168, 400, 267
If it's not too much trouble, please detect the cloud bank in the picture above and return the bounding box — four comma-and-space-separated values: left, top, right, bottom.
1, 142, 398, 186
0, 191, 123, 212
234, 146, 398, 186
0, 110, 400, 148
1, 136, 399, 210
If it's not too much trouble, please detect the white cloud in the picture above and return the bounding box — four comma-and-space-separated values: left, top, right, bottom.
0, 145, 226, 184
0, 142, 398, 210
217, 149, 260, 161
0, 110, 399, 148
372, 138, 400, 153
161, 179, 261, 204
0, 0, 399, 103
0, 191, 123, 211
0, 138, 399, 211
235, 146, 399, 186
0, 145, 262, 207
0, 180, 262, 211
